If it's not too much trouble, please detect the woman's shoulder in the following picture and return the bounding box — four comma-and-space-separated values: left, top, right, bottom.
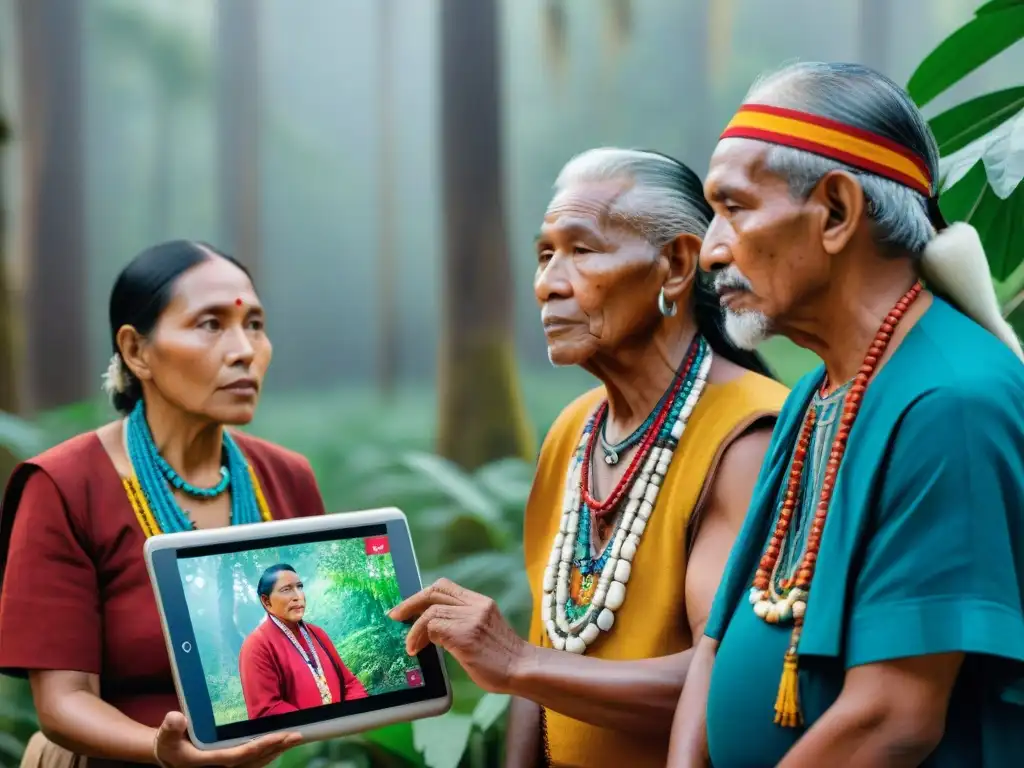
231, 431, 325, 518
231, 430, 313, 475
3, 428, 112, 504
23, 429, 107, 476
709, 369, 790, 417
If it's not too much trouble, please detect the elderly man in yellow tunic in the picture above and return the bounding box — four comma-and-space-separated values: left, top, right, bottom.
388, 147, 789, 767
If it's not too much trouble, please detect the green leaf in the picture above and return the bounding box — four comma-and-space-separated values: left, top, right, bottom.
907, 6, 1024, 107
401, 453, 503, 526
940, 108, 1024, 199
977, 0, 1024, 15
362, 721, 423, 764
939, 159, 1024, 281
472, 693, 511, 732
0, 731, 25, 761
423, 550, 522, 590
0, 698, 37, 725
0, 411, 46, 458
412, 712, 474, 768
930, 87, 1024, 155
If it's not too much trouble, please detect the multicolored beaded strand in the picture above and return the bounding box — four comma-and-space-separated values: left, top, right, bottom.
542, 335, 712, 653
749, 280, 923, 727
122, 400, 273, 536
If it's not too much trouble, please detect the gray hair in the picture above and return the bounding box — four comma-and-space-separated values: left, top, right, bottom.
551, 148, 712, 246
725, 61, 1021, 360
548, 147, 777, 376
740, 61, 937, 254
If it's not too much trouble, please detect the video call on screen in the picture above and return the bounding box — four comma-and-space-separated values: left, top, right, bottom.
177, 533, 424, 726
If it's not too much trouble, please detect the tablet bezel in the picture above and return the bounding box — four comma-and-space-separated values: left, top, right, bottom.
144, 507, 452, 750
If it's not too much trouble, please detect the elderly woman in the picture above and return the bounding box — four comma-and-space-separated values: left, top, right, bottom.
0, 241, 322, 768
389, 148, 790, 768
239, 564, 368, 718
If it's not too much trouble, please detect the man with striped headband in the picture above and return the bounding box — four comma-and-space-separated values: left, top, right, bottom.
667, 61, 1024, 768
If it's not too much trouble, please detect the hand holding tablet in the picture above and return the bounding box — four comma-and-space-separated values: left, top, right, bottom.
145, 507, 452, 750
152, 712, 301, 768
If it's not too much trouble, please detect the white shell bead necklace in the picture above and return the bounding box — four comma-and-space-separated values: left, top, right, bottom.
541, 340, 713, 653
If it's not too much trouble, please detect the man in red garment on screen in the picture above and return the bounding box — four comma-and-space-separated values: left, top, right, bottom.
239, 564, 368, 718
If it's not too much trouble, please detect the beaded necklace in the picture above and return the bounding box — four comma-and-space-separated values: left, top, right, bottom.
749, 281, 922, 727
268, 615, 333, 705
597, 386, 669, 466
541, 335, 712, 653
121, 400, 273, 536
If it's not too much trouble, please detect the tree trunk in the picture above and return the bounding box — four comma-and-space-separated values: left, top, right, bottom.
215, 0, 262, 278
376, 0, 399, 400
858, 0, 890, 75
16, 0, 88, 411
218, 558, 243, 658
436, 0, 535, 469
1, 108, 22, 484
683, 0, 715, 169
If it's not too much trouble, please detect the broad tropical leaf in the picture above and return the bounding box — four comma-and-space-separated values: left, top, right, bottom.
907, 4, 1024, 107
472, 458, 533, 511
977, 0, 1024, 14
940, 108, 1024, 199
930, 88, 1024, 155
472, 693, 510, 731
401, 453, 503, 527
362, 721, 424, 765
412, 712, 474, 768
422, 549, 521, 588
0, 731, 25, 761
938, 160, 1024, 281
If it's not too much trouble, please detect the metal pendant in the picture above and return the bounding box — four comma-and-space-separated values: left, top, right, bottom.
604, 449, 618, 465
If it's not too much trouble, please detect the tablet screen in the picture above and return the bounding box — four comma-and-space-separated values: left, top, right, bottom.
151, 519, 447, 743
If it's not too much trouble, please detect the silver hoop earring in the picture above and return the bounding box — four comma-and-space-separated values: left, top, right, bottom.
658, 288, 677, 317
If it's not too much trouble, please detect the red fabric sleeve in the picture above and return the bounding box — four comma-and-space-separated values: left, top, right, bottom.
238, 631, 299, 719
297, 456, 327, 517
0, 470, 102, 675
315, 627, 368, 700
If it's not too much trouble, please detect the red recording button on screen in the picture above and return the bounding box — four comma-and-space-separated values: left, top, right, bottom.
365, 536, 390, 556
405, 669, 423, 687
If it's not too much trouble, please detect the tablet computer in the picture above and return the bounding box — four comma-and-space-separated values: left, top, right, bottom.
144, 507, 451, 749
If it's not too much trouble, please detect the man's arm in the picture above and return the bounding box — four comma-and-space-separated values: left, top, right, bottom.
666, 425, 774, 768
393, 426, 775, 739
776, 653, 962, 767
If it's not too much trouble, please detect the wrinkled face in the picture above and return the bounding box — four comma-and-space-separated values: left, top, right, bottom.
128, 257, 271, 424
534, 181, 665, 367
700, 139, 829, 349
263, 570, 306, 623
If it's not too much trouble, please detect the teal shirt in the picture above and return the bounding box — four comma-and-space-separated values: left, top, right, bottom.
705, 298, 1024, 767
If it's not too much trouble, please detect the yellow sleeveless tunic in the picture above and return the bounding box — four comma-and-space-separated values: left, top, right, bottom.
523, 371, 789, 768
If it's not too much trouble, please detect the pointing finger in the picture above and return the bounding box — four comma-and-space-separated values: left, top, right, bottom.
389, 580, 464, 621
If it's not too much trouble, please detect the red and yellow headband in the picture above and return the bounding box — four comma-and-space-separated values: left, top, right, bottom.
720, 104, 933, 197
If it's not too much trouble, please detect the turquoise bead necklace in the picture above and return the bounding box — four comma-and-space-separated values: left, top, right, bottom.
125, 400, 264, 533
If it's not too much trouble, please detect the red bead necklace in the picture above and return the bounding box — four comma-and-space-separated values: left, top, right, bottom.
752, 280, 923, 728
579, 338, 699, 519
